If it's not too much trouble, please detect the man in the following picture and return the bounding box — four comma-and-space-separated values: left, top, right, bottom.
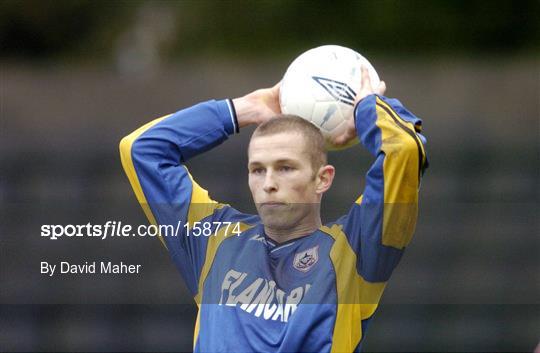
120, 67, 428, 352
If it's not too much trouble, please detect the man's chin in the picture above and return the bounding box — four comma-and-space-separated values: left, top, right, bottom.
257, 203, 289, 217
257, 203, 317, 230
259, 211, 296, 231
262, 220, 295, 231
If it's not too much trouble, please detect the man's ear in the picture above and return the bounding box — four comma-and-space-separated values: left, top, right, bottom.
315, 165, 335, 194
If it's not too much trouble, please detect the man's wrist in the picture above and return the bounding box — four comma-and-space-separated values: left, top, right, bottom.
226, 99, 240, 133
231, 96, 260, 128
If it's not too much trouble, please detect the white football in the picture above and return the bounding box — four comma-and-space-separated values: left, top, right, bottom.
279, 45, 380, 150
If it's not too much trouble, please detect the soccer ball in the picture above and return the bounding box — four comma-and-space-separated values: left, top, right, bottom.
279, 45, 380, 150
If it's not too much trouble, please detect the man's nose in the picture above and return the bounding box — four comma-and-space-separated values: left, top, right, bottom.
263, 171, 278, 193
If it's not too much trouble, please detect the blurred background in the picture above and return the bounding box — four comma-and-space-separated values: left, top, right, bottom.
1, 0, 539, 352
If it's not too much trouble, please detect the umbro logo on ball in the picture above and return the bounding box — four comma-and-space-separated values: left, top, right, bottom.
312, 76, 356, 106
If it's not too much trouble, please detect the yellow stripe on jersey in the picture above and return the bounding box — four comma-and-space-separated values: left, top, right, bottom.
374, 97, 421, 249
193, 309, 201, 350
186, 173, 226, 225
192, 221, 255, 348
119, 115, 170, 248
376, 97, 427, 170
322, 224, 387, 353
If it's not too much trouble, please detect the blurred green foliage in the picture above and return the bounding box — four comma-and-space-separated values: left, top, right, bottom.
1, 0, 539, 62
0, 0, 137, 62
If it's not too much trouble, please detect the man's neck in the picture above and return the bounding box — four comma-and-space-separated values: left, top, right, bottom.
264, 219, 322, 244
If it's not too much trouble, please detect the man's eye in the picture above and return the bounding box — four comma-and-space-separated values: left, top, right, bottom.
251, 168, 264, 174
279, 166, 293, 172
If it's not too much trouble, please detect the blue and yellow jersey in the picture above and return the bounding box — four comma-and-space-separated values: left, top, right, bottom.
119, 96, 427, 353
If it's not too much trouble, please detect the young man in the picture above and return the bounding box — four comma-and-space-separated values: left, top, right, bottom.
120, 68, 428, 352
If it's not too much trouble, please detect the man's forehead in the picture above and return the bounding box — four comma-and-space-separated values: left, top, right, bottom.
248, 132, 308, 163
250, 130, 304, 143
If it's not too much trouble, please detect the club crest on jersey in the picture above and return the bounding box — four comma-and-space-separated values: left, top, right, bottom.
293, 245, 319, 272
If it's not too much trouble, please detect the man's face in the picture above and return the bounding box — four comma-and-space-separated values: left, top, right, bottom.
248, 132, 320, 230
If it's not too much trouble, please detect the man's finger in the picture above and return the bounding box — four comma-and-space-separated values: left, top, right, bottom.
270, 81, 281, 95
377, 81, 387, 95
334, 129, 355, 146
361, 66, 373, 93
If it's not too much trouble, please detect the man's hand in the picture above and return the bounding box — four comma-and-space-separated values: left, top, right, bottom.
233, 82, 281, 128
330, 67, 386, 147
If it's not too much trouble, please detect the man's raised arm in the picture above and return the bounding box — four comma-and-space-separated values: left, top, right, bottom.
348, 93, 428, 281
119, 100, 240, 295
118, 83, 281, 297
330, 68, 428, 321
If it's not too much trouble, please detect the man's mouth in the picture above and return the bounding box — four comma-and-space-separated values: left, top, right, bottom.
260, 202, 288, 208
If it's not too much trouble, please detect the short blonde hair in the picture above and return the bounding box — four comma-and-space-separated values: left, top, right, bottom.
251, 115, 327, 174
